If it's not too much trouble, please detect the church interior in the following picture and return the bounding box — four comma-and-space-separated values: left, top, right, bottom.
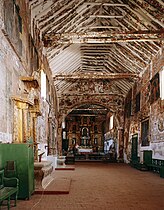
0, 0, 164, 209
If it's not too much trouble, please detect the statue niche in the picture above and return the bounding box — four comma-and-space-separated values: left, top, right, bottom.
81, 127, 90, 146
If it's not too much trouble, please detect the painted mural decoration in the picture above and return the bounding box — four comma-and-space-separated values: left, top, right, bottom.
151, 101, 164, 142
68, 80, 112, 94
141, 83, 150, 107
151, 142, 164, 158
158, 117, 164, 132
125, 89, 132, 118
140, 83, 150, 120
59, 94, 124, 114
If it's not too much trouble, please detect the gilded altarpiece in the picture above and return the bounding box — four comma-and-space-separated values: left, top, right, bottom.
12, 98, 32, 143
12, 97, 41, 159
12, 75, 41, 160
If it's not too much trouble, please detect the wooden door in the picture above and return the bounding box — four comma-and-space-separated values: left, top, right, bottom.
131, 134, 138, 162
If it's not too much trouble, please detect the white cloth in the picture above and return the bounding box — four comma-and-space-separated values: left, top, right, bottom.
78, 148, 93, 153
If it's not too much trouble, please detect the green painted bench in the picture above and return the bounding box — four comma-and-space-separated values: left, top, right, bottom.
0, 169, 19, 210
146, 159, 164, 178
143, 151, 164, 178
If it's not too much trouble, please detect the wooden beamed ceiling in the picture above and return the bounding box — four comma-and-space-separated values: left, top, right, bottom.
30, 0, 164, 107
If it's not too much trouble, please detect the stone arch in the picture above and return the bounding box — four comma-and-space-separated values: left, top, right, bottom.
57, 100, 124, 156
61, 100, 114, 118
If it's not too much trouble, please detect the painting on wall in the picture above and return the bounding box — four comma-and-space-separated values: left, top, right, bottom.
141, 119, 149, 146
150, 73, 160, 104
125, 89, 132, 118
151, 106, 164, 142
141, 83, 150, 107
135, 92, 140, 113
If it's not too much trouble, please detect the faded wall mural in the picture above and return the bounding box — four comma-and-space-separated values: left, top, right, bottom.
124, 48, 164, 162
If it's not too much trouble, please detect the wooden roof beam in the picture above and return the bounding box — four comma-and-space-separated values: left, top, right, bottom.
48, 29, 164, 38
53, 73, 139, 80
43, 29, 164, 45
45, 37, 163, 45
61, 93, 125, 97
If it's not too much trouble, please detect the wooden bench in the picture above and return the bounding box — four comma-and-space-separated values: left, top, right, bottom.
143, 151, 164, 178
130, 159, 148, 171
146, 159, 164, 178
0, 169, 19, 210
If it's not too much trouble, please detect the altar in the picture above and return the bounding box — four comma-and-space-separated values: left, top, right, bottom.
78, 148, 93, 153
76, 147, 93, 160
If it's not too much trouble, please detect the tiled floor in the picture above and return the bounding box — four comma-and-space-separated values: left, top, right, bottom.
2, 162, 164, 210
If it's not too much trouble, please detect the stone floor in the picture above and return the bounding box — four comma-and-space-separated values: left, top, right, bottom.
3, 162, 164, 210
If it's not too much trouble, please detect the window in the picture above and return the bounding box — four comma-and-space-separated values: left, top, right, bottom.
62, 131, 66, 139
4, 0, 22, 55
160, 68, 164, 100
62, 122, 65, 129
46, 76, 50, 102
41, 70, 46, 100
109, 115, 113, 130
15, 4, 22, 33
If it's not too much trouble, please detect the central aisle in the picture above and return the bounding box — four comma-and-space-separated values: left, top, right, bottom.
16, 162, 164, 210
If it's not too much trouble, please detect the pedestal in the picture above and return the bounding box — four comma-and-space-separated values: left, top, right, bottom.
34, 161, 53, 189
57, 156, 66, 166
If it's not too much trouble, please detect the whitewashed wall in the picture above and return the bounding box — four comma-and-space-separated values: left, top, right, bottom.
0, 30, 26, 143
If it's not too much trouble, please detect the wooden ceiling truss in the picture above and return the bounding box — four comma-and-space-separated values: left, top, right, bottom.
30, 0, 164, 114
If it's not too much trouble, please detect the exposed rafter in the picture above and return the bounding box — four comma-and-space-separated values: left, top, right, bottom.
90, 15, 124, 18
89, 26, 120, 29
83, 3, 128, 7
